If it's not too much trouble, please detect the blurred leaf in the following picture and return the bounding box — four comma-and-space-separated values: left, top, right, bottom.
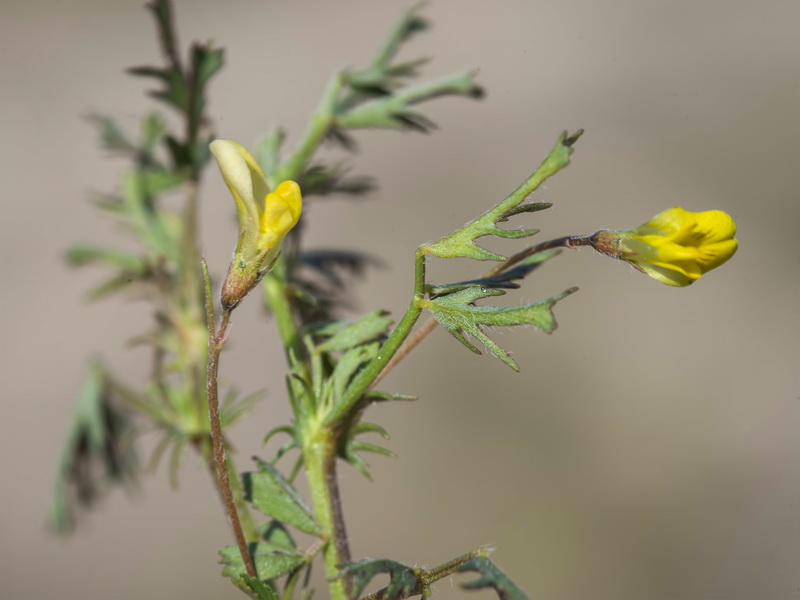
337, 72, 482, 132
345, 3, 429, 93
191, 42, 224, 87
139, 111, 167, 152
88, 114, 138, 155
316, 310, 392, 353
243, 461, 321, 536
335, 558, 419, 600
48, 363, 138, 533
297, 164, 375, 198
363, 391, 417, 403
458, 555, 528, 600
295, 250, 383, 321
259, 520, 296, 551
65, 244, 146, 272
425, 285, 578, 371
240, 576, 279, 600
220, 543, 306, 581
339, 413, 395, 480
254, 128, 286, 177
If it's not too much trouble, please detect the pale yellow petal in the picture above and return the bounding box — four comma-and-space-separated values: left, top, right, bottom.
210, 139, 260, 237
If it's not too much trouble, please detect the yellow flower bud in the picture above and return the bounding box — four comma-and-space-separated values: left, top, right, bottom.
210, 139, 302, 308
590, 207, 738, 286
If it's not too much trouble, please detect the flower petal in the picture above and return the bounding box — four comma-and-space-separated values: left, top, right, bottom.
259, 180, 303, 251
210, 139, 269, 239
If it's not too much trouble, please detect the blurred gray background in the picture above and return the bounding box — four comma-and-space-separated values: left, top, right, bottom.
1, 1, 798, 599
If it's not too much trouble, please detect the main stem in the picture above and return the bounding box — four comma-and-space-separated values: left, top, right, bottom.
304, 426, 351, 600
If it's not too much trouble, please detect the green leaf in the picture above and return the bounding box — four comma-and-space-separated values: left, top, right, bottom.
139, 111, 167, 152
330, 342, 379, 405
259, 520, 296, 550
458, 555, 529, 600
88, 114, 137, 154
243, 462, 321, 536
422, 131, 583, 261
316, 310, 392, 352
191, 43, 224, 87
219, 543, 306, 581
239, 575, 279, 600
65, 244, 146, 272
47, 363, 138, 533
254, 128, 286, 177
363, 391, 418, 403
345, 3, 429, 93
336, 558, 420, 600
140, 168, 185, 196
424, 286, 578, 371
337, 72, 482, 132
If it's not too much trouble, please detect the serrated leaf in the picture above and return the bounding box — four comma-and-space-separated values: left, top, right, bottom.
458, 556, 529, 600
220, 543, 306, 581
424, 286, 577, 371
422, 131, 582, 261
317, 310, 392, 353
243, 462, 321, 536
335, 558, 419, 600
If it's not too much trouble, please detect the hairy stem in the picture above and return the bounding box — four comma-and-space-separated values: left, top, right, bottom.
304, 426, 352, 600
202, 259, 256, 578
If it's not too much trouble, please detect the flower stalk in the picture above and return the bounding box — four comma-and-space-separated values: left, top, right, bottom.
202, 259, 256, 578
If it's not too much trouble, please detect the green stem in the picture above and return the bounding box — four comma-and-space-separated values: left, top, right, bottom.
272, 73, 343, 185
374, 235, 590, 384
263, 263, 306, 373
326, 249, 426, 427
303, 425, 351, 600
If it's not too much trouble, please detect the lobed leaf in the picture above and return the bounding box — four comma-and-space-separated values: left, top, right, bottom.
335, 558, 419, 600
421, 131, 582, 261
458, 555, 529, 600
424, 285, 578, 371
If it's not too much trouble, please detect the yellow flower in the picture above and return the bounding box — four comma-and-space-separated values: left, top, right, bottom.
210, 139, 302, 308
590, 207, 738, 286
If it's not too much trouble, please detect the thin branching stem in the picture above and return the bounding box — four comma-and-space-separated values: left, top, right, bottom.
202, 259, 256, 578
373, 235, 592, 384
